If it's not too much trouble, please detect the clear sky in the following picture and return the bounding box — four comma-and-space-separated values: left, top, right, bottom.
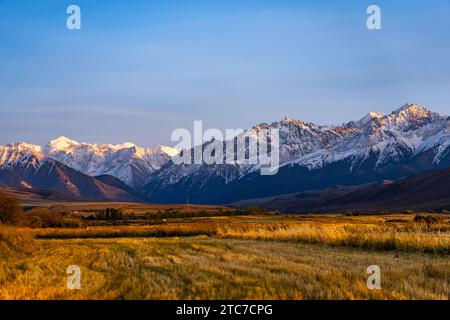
1, 0, 450, 146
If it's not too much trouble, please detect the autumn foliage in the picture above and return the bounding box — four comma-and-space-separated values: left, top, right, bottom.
0, 194, 23, 225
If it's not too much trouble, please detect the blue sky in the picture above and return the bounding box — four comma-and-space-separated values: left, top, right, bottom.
1, 0, 450, 146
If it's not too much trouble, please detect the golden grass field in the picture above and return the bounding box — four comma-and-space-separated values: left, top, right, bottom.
0, 209, 449, 300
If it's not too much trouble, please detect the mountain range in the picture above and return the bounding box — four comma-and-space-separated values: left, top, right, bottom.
2, 103, 450, 208
142, 103, 450, 204
0, 138, 177, 201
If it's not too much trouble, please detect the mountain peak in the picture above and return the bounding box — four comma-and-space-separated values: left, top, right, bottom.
12, 141, 42, 153
359, 111, 385, 124
157, 145, 180, 157
385, 103, 441, 126
393, 103, 431, 116
47, 136, 80, 151
278, 117, 309, 128
112, 142, 136, 149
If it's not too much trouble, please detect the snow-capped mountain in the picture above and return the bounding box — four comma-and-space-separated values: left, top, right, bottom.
284, 103, 448, 169
2, 103, 450, 204
142, 104, 450, 204
0, 137, 179, 189
44, 136, 178, 188
0, 144, 140, 201
0, 142, 43, 169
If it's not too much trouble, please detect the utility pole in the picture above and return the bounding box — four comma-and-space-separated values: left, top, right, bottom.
186, 193, 190, 207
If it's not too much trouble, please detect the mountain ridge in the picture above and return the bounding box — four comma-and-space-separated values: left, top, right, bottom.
233, 167, 450, 213
2, 103, 450, 205
0, 137, 179, 189
0, 154, 141, 202
142, 103, 450, 204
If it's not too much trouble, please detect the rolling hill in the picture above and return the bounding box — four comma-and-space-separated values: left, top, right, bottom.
234, 168, 450, 213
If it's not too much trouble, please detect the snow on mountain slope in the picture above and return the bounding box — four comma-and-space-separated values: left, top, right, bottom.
45, 137, 178, 188
0, 155, 140, 202
149, 104, 446, 185
2, 103, 450, 204
0, 142, 43, 169
142, 103, 450, 204
0, 137, 179, 188
284, 103, 449, 169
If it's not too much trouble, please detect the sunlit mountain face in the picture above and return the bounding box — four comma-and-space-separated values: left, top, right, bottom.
142, 104, 450, 204
3, 104, 447, 204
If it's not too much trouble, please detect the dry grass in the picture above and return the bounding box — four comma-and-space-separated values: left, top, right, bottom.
32, 215, 450, 254
216, 222, 450, 254
0, 235, 448, 300
34, 223, 218, 239
0, 226, 36, 258
1, 214, 449, 300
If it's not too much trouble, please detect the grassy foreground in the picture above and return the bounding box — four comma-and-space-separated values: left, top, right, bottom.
0, 214, 449, 300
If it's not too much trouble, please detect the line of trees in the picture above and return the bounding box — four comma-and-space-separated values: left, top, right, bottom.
85, 208, 124, 220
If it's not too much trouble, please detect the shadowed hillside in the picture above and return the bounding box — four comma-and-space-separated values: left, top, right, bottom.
234, 167, 450, 213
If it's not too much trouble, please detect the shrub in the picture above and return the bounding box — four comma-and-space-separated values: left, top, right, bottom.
0, 194, 24, 225
28, 215, 43, 228
25, 211, 84, 228
413, 214, 441, 224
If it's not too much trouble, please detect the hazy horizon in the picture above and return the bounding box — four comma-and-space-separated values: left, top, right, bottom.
1, 0, 450, 146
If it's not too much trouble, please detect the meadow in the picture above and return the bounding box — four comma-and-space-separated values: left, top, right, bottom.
0, 207, 449, 300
